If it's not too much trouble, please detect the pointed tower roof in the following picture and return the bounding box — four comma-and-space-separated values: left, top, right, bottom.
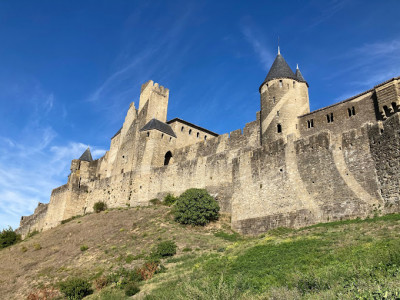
295, 64, 308, 86
79, 147, 93, 162
259, 51, 297, 91
140, 118, 177, 137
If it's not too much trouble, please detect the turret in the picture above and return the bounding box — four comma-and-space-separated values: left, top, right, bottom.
259, 48, 310, 144
138, 80, 169, 124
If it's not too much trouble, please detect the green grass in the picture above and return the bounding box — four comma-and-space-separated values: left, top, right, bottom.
144, 214, 400, 299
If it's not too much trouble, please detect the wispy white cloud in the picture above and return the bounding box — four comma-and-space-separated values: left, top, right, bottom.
241, 25, 274, 69
328, 38, 400, 88
86, 4, 196, 110
309, 0, 348, 28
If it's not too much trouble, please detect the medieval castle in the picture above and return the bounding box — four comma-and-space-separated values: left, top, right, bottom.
18, 49, 400, 236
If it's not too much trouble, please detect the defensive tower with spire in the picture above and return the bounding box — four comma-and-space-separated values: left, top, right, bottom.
259, 47, 310, 144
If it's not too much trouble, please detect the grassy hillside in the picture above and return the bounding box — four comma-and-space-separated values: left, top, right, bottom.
1, 206, 400, 299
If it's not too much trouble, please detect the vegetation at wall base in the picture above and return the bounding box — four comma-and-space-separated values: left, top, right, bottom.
93, 201, 107, 213
0, 227, 21, 249
173, 188, 220, 226
163, 193, 177, 206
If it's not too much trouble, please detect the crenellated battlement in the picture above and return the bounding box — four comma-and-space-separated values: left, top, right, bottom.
16, 50, 400, 237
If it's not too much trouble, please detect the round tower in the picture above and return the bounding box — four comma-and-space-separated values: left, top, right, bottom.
259, 48, 310, 145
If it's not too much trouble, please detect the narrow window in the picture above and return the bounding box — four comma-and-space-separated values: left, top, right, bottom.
204, 135, 207, 140
277, 124, 282, 133
181, 126, 184, 132
189, 129, 192, 135
164, 151, 173, 166
161, 133, 164, 139
197, 132, 200, 138
279, 80, 283, 88
169, 137, 172, 142
277, 111, 279, 116
293, 81, 296, 88
327, 113, 334, 123
147, 132, 150, 137
349, 106, 356, 117
273, 97, 276, 104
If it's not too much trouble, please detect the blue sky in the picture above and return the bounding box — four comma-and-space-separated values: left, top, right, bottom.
1, 0, 400, 230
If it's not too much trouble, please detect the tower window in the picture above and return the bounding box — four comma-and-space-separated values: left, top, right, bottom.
277, 124, 282, 133
147, 132, 150, 137
161, 133, 164, 139
204, 135, 207, 140
164, 151, 173, 166
181, 126, 184, 131
197, 132, 200, 138
326, 113, 334, 123
348, 106, 356, 117
307, 119, 314, 128
189, 129, 192, 135
279, 80, 283, 88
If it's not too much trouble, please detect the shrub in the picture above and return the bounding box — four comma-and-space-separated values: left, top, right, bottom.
153, 240, 177, 258
149, 198, 161, 205
174, 188, 220, 226
106, 267, 142, 287
163, 193, 177, 206
93, 201, 107, 213
59, 277, 93, 300
33, 243, 42, 250
21, 246, 28, 253
80, 245, 89, 251
125, 282, 140, 296
0, 227, 21, 249
138, 261, 159, 280
94, 276, 109, 290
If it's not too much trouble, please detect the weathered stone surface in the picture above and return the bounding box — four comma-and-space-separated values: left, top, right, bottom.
17, 70, 400, 237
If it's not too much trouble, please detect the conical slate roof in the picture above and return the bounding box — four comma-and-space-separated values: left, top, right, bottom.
295, 65, 306, 82
140, 118, 177, 138
79, 147, 93, 162
260, 53, 297, 90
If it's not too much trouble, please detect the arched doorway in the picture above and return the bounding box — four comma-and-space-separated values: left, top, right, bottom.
164, 151, 173, 166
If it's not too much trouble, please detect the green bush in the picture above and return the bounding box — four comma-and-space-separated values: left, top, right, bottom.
149, 198, 161, 205
0, 227, 21, 249
152, 240, 177, 258
174, 188, 220, 226
163, 193, 177, 206
80, 245, 88, 251
93, 201, 107, 213
59, 277, 93, 300
125, 282, 140, 296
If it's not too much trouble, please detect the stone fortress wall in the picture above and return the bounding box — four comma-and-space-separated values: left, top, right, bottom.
17, 51, 400, 237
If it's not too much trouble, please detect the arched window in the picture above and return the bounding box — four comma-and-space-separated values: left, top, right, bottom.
164, 151, 173, 166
